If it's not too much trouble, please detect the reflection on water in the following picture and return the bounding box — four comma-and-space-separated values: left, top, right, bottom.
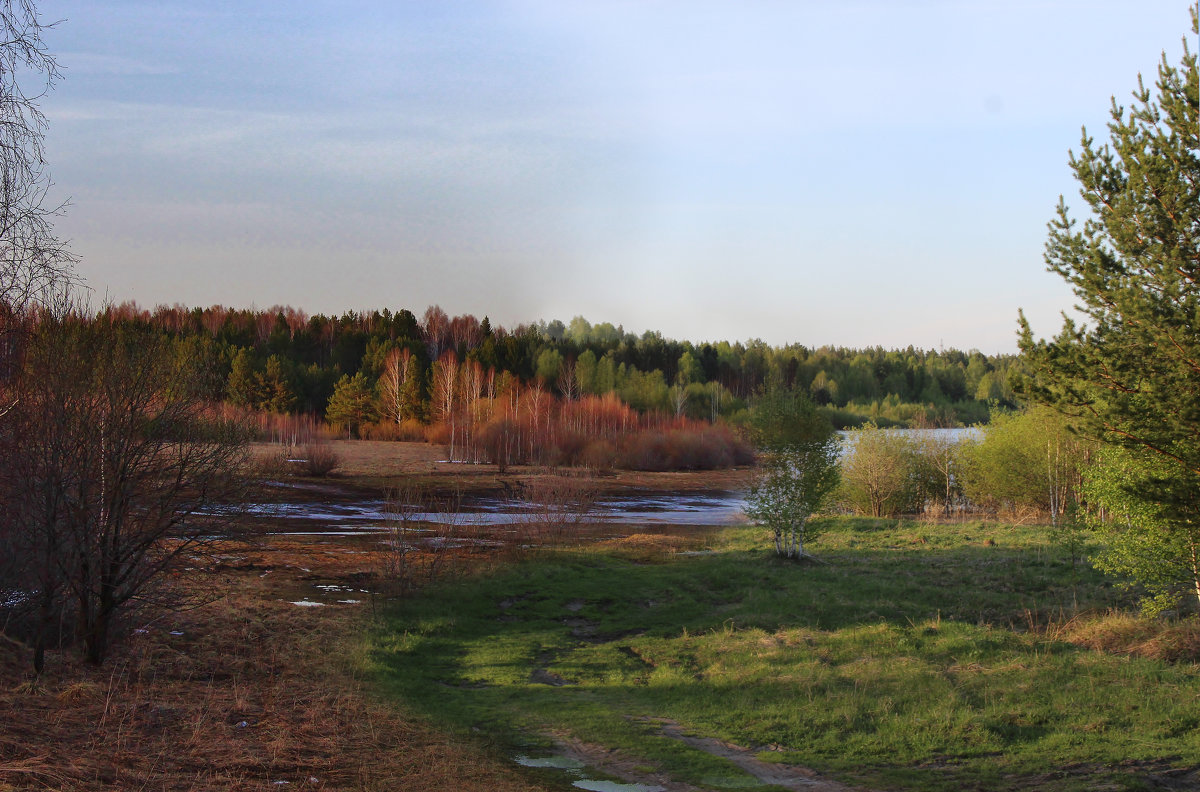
247, 491, 747, 536
514, 755, 586, 770
573, 781, 665, 792
513, 755, 665, 792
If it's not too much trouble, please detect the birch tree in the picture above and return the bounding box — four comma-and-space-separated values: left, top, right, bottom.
744, 388, 840, 560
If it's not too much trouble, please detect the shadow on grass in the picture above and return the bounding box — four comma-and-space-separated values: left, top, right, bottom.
368, 521, 1194, 792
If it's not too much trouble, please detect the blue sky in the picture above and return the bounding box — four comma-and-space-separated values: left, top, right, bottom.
43, 1, 1192, 352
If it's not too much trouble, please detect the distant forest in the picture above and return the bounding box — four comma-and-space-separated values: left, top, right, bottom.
94, 302, 1021, 431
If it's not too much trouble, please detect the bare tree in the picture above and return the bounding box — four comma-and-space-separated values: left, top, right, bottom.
378, 346, 413, 425
421, 305, 450, 361
1, 313, 252, 667
557, 358, 578, 403
0, 1, 76, 314
431, 350, 458, 459
448, 312, 482, 352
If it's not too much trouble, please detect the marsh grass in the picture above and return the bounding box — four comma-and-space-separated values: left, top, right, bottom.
370, 517, 1200, 791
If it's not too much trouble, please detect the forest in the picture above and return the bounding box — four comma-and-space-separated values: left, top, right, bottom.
95, 301, 1022, 437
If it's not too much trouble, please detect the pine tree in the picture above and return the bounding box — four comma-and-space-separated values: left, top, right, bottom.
400, 352, 424, 421
259, 354, 298, 413
225, 348, 264, 408
1018, 7, 1199, 610
325, 372, 377, 438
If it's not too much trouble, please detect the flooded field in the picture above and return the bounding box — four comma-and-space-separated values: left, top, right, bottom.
250, 487, 747, 536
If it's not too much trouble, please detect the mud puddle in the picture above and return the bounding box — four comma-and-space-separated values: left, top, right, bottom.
514, 753, 666, 791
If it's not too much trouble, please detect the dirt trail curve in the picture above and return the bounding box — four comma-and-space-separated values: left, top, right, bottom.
560, 720, 867, 792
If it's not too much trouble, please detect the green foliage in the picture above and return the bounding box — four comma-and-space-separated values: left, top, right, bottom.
225, 347, 263, 408
258, 354, 298, 413
1017, 9, 1199, 608
1086, 445, 1200, 615
399, 352, 424, 421
534, 347, 563, 384
911, 431, 970, 517
617, 366, 669, 412
837, 423, 923, 517
744, 389, 840, 557
958, 407, 1095, 518
325, 371, 377, 438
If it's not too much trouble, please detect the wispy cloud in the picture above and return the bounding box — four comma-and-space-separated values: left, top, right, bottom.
59, 52, 177, 76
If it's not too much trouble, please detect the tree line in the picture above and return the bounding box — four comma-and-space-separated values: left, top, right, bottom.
97, 301, 1022, 432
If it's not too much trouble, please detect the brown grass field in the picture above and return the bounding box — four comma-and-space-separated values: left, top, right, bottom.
258, 438, 755, 494
0, 441, 751, 791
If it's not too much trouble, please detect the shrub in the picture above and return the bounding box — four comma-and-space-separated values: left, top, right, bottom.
837, 423, 923, 517
301, 443, 340, 477
613, 425, 752, 471
958, 406, 1094, 519
580, 439, 618, 470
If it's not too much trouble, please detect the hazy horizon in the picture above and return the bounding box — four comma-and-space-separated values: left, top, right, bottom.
44, 1, 1192, 354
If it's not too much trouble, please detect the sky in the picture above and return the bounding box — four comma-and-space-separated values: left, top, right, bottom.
41, 1, 1194, 353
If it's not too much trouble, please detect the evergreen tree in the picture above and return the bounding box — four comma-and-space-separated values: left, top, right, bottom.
1018, 8, 1199, 610
225, 348, 263, 408
326, 372, 377, 438
400, 352, 425, 421
258, 354, 298, 413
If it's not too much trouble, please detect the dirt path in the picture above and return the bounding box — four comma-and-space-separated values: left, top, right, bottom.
657, 720, 857, 791
554, 721, 865, 792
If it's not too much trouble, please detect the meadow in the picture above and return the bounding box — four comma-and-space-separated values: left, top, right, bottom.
370, 517, 1200, 791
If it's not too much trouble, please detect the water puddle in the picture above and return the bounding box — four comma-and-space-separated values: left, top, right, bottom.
513, 754, 664, 792
514, 755, 586, 770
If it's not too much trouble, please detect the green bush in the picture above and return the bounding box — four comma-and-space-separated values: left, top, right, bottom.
837, 423, 924, 517
958, 406, 1094, 519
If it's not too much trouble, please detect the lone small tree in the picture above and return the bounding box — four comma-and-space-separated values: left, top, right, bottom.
744, 388, 840, 560
1017, 7, 1199, 611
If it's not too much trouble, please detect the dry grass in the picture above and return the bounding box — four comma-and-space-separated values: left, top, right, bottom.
0, 539, 545, 791
249, 439, 755, 496
1060, 611, 1200, 663
1, 446, 751, 792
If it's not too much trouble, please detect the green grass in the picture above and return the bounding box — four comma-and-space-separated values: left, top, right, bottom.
367, 518, 1200, 791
